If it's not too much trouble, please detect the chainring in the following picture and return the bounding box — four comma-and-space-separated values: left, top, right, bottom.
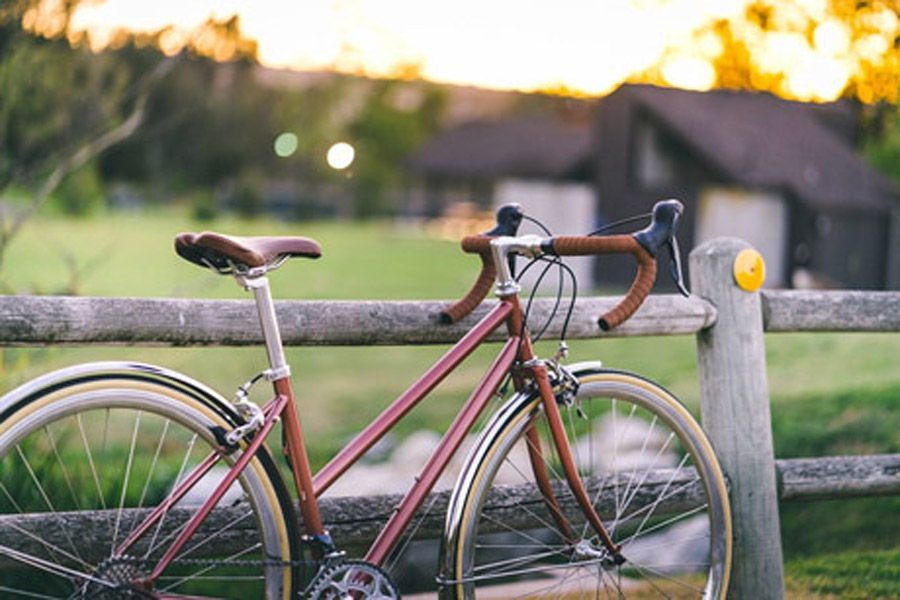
305, 559, 400, 599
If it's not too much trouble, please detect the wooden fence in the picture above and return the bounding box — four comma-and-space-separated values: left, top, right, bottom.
0, 237, 898, 598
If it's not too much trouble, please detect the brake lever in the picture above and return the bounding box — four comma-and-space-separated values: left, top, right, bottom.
667, 236, 690, 297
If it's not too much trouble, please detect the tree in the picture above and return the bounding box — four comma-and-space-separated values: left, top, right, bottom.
346, 80, 446, 217
0, 2, 258, 284
865, 104, 900, 185
0, 1, 169, 283
636, 0, 899, 104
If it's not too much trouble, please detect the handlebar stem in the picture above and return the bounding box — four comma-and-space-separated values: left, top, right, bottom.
489, 235, 546, 297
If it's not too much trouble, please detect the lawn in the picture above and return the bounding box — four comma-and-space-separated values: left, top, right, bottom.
1, 209, 898, 593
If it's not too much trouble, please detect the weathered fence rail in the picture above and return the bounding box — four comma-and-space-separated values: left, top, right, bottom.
1, 454, 897, 570
0, 237, 898, 598
0, 294, 714, 345
0, 290, 896, 347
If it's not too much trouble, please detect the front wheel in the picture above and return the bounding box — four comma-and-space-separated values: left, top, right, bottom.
440, 367, 731, 598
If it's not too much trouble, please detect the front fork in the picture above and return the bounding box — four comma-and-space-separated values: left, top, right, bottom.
526, 362, 625, 564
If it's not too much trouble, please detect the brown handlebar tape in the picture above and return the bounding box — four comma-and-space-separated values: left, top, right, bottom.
440, 251, 496, 324
551, 236, 657, 330
441, 234, 657, 329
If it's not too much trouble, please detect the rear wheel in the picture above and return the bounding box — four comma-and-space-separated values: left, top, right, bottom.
441, 368, 731, 598
0, 364, 299, 599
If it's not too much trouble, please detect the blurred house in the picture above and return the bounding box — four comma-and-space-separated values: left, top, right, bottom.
410, 85, 900, 290
597, 85, 898, 290
409, 116, 597, 289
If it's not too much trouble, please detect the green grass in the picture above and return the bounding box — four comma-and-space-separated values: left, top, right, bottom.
0, 212, 479, 299
785, 547, 900, 599
1, 208, 899, 580
773, 383, 900, 562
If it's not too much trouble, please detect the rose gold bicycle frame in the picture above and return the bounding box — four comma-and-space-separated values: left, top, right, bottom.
124, 280, 616, 589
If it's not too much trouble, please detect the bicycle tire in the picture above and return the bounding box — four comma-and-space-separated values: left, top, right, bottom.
440, 365, 731, 599
0, 362, 300, 599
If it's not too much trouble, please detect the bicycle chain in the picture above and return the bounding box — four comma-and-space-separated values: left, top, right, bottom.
108, 554, 313, 569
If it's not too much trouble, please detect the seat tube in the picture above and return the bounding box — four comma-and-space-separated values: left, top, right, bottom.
242, 275, 290, 376
240, 275, 328, 541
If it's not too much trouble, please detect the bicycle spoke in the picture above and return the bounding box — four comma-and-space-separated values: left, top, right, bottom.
581, 401, 641, 542
112, 410, 142, 553
627, 532, 710, 553
497, 454, 571, 536
611, 399, 620, 528
138, 418, 170, 509
566, 405, 583, 478
508, 564, 594, 599
610, 432, 678, 537
42, 426, 81, 511
478, 511, 561, 554
614, 413, 658, 522
0, 543, 111, 589
466, 555, 611, 587
0, 479, 24, 512
386, 488, 440, 575
628, 560, 705, 594
522, 424, 566, 483
599, 565, 626, 599
623, 502, 708, 547
0, 517, 92, 572
177, 508, 253, 560
474, 542, 555, 550
146, 432, 197, 560
616, 469, 698, 537
473, 546, 570, 576
14, 445, 86, 567
76, 414, 107, 510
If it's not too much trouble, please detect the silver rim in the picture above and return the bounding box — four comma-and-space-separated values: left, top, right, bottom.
0, 370, 293, 599
442, 369, 731, 599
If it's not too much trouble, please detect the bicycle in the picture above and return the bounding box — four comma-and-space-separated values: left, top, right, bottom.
0, 199, 731, 598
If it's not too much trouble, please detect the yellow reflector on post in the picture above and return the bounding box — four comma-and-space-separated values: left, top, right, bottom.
733, 248, 765, 291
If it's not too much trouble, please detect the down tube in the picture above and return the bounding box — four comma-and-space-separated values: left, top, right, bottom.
365, 336, 520, 566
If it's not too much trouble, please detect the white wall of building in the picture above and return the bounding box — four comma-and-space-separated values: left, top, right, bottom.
696, 186, 789, 288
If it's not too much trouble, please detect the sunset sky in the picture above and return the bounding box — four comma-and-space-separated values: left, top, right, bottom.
34, 0, 900, 102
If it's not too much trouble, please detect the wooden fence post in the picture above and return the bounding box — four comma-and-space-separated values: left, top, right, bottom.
690, 237, 785, 599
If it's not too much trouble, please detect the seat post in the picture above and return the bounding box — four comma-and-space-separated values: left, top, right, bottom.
240, 274, 291, 379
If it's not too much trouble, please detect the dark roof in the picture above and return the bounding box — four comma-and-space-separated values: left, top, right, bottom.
624, 85, 897, 212
410, 117, 592, 180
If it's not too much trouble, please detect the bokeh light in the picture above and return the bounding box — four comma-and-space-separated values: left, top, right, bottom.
326, 142, 355, 170
273, 132, 298, 158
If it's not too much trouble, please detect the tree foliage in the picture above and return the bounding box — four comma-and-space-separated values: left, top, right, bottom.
637, 0, 899, 104
865, 104, 900, 184
0, 0, 271, 284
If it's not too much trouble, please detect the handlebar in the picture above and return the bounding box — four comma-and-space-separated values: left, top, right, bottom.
439, 199, 685, 330
547, 235, 656, 330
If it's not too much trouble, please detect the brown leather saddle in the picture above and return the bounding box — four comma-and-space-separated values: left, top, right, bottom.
175, 231, 321, 273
